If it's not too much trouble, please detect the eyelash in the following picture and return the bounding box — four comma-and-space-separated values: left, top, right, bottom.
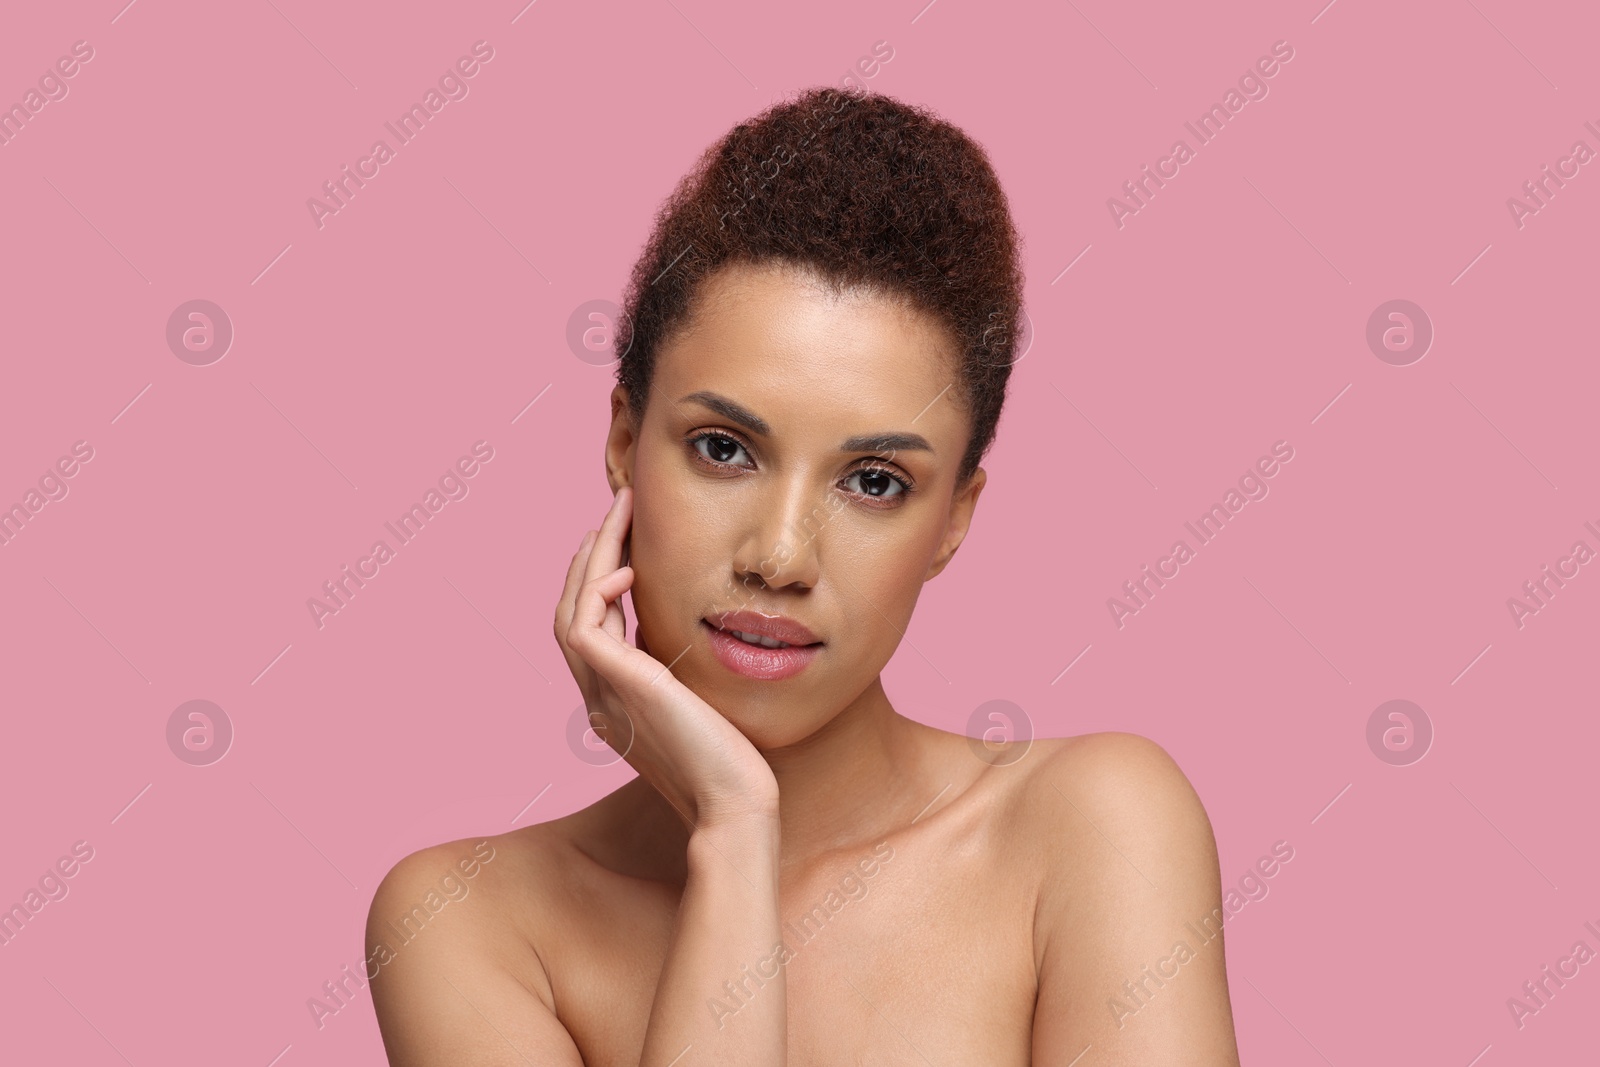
685, 429, 918, 505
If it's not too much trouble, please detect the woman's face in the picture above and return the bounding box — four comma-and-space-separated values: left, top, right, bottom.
605, 260, 987, 748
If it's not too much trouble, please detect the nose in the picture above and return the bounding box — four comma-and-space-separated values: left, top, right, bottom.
731, 478, 826, 592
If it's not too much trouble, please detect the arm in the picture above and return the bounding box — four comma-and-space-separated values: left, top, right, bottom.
1030, 733, 1241, 1066
553, 487, 790, 1062
366, 841, 584, 1067
639, 812, 787, 1065
366, 825, 787, 1067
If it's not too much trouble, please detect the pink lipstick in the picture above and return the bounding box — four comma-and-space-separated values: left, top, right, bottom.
702, 609, 822, 681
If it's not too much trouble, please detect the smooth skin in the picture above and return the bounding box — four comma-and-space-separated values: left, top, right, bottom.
367, 261, 1241, 1066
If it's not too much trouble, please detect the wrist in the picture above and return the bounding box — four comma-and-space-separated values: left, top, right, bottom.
694, 776, 780, 832
690, 807, 780, 857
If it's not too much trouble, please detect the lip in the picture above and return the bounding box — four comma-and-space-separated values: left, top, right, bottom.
704, 609, 822, 647
702, 610, 823, 681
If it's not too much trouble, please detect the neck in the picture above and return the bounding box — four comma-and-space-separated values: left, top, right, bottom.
760, 676, 948, 868
599, 678, 963, 884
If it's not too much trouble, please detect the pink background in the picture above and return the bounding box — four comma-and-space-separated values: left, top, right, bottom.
2, 0, 1597, 1063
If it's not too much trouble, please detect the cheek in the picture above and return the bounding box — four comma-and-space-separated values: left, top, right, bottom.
826, 525, 935, 644
626, 491, 687, 628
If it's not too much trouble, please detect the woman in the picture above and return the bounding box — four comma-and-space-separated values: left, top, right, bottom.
367, 86, 1240, 1065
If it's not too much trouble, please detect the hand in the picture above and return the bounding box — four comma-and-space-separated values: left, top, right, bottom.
554, 486, 779, 830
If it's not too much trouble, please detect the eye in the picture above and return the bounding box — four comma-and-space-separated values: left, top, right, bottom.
688, 431, 753, 468
687, 430, 916, 505
843, 465, 913, 502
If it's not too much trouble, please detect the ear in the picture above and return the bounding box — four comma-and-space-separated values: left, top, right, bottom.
925, 466, 986, 581
605, 385, 638, 494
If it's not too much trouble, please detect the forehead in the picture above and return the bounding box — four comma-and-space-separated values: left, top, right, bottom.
653, 261, 967, 442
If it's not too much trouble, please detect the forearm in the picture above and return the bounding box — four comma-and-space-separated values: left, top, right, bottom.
640, 815, 786, 1066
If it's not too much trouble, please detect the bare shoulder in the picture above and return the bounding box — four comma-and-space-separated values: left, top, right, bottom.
369, 830, 530, 929
1013, 731, 1215, 856
1003, 731, 1223, 957
365, 828, 585, 1066
1015, 732, 1239, 1064
956, 729, 1222, 922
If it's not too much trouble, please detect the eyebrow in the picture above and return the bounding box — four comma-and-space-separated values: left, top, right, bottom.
678, 390, 935, 454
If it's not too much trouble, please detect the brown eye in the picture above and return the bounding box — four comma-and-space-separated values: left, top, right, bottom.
844, 466, 912, 501
690, 432, 751, 467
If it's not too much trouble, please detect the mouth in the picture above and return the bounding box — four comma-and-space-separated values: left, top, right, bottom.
703, 610, 823, 648
701, 610, 823, 681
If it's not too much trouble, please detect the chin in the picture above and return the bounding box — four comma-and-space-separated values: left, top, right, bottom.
665, 639, 835, 743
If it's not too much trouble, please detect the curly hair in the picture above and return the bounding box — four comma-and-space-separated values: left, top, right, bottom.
613, 85, 1025, 487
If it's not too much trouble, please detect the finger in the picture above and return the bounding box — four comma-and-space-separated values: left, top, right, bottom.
569, 568, 648, 688
555, 530, 596, 632
554, 529, 598, 644
583, 487, 633, 588
571, 566, 634, 644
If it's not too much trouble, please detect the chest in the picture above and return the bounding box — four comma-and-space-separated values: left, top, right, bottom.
547, 837, 1039, 1065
